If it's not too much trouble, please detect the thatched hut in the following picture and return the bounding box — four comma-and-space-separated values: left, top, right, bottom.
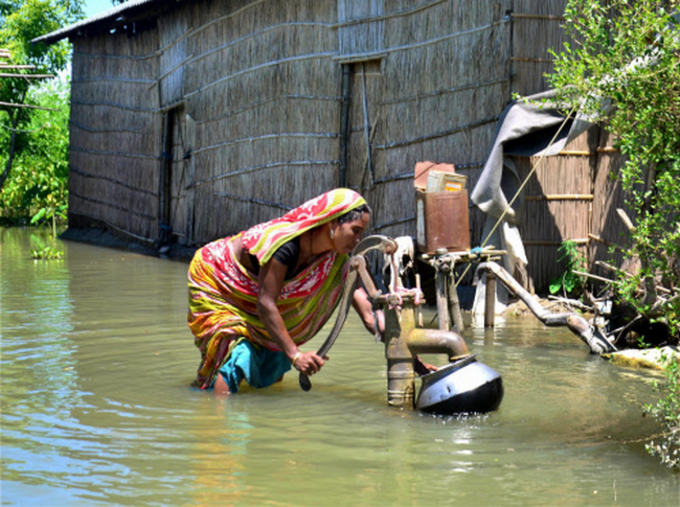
35, 0, 627, 292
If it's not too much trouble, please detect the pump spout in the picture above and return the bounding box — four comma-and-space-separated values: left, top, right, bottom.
406, 328, 470, 360
379, 275, 502, 414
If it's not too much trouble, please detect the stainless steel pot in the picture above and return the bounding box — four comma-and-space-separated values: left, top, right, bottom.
415, 355, 504, 415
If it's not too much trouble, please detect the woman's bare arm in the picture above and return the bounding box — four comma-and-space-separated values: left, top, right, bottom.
257, 258, 326, 376
352, 287, 384, 338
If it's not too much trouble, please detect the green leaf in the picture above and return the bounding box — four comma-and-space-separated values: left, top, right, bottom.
549, 278, 562, 294
30, 207, 46, 223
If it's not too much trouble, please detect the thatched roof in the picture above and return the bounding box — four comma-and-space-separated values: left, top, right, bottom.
32, 0, 180, 45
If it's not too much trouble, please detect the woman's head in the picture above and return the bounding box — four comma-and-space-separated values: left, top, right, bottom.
337, 203, 371, 226
329, 203, 371, 254
242, 188, 369, 262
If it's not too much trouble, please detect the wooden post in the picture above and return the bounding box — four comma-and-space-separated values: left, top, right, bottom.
435, 269, 450, 331
415, 273, 423, 327
448, 271, 464, 332
159, 110, 174, 246
484, 272, 496, 328
338, 64, 351, 188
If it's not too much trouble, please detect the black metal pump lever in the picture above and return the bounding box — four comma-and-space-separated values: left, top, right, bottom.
299, 235, 397, 391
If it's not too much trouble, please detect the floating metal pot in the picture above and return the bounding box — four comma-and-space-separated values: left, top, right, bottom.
416, 355, 504, 415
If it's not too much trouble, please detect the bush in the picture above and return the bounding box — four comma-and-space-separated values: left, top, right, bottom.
0, 74, 70, 225
645, 357, 680, 471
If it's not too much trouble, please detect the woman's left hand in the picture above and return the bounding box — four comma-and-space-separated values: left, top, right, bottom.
293, 351, 327, 376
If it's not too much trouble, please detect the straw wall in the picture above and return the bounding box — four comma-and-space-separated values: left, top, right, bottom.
510, 0, 570, 96
69, 26, 160, 243
515, 131, 598, 291
175, 0, 341, 242
149, 0, 515, 247
158, 10, 188, 108
341, 0, 511, 248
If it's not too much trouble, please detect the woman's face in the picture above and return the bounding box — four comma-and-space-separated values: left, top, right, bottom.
333, 212, 370, 254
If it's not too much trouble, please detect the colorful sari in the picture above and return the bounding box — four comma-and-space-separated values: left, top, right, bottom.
188, 188, 366, 389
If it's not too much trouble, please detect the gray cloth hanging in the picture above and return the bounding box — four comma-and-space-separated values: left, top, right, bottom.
471, 89, 595, 226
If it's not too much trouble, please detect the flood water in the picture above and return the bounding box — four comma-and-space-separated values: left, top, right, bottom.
1, 227, 679, 506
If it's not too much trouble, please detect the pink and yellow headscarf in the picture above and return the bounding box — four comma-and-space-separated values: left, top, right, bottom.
241, 188, 366, 264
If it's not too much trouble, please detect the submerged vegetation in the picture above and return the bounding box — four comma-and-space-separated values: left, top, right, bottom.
549, 0, 680, 469
29, 233, 63, 259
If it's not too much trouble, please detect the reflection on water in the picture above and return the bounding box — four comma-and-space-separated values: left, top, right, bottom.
1, 227, 679, 506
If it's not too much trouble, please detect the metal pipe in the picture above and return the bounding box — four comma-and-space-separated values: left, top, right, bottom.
384, 301, 416, 409
406, 328, 469, 359
435, 268, 450, 330
382, 294, 470, 409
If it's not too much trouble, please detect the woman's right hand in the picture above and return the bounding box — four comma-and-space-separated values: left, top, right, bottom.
292, 351, 326, 376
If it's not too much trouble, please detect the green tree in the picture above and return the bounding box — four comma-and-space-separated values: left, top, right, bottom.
0, 0, 84, 190
548, 0, 680, 470
549, 0, 680, 338
0, 74, 70, 227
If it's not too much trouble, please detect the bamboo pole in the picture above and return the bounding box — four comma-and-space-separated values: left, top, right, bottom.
484, 272, 496, 328
616, 208, 635, 231
338, 64, 351, 188
333, 0, 446, 28
523, 239, 589, 246
594, 261, 672, 295
0, 65, 36, 70
0, 101, 58, 111
588, 233, 624, 250
70, 167, 158, 196
524, 194, 593, 201
557, 150, 595, 156
547, 295, 594, 312
510, 13, 565, 21
0, 73, 53, 79
374, 115, 498, 150
188, 160, 338, 188
193, 132, 340, 156
148, 53, 194, 90
184, 52, 336, 100
572, 270, 621, 285
333, 18, 510, 62
380, 77, 508, 105
510, 57, 554, 63
69, 191, 156, 221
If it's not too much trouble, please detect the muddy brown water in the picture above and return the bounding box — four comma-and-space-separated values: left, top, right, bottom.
1, 228, 679, 506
